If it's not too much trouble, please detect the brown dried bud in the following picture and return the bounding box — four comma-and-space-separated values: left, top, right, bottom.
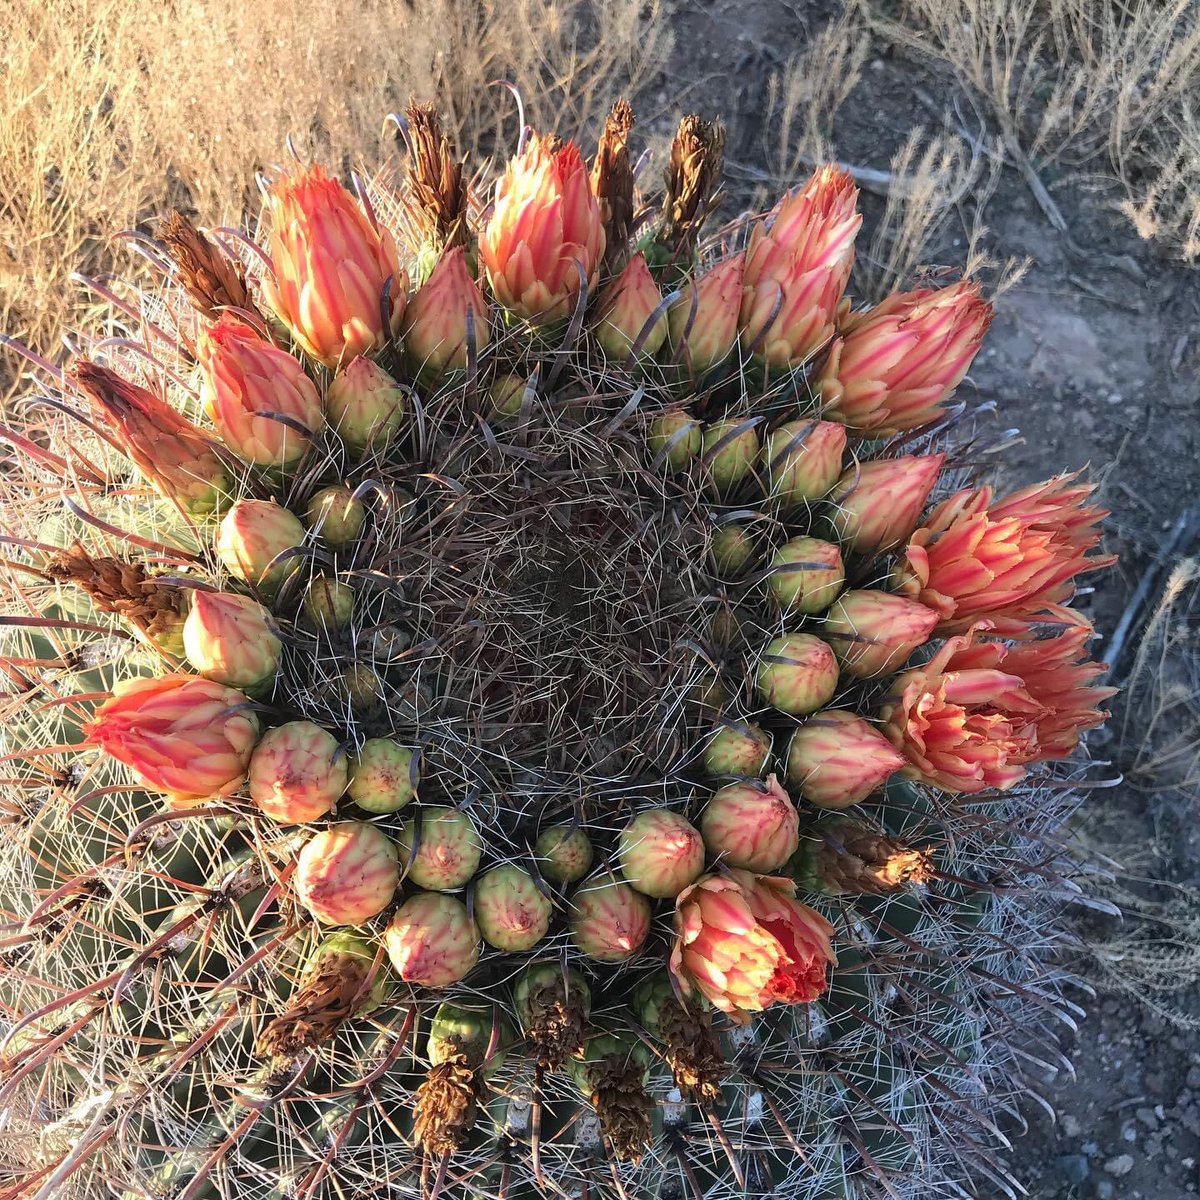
158, 210, 257, 320
404, 100, 470, 254
592, 98, 636, 268
658, 115, 725, 262
413, 1055, 482, 1157
791, 814, 933, 896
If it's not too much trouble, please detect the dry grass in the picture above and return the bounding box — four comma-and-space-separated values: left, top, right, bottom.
0, 0, 671, 393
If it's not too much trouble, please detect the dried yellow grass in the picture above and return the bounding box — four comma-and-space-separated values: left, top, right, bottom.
0, 0, 671, 393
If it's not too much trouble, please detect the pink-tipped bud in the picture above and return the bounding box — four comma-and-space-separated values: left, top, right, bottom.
396, 807, 482, 891
401, 245, 490, 381
569, 872, 651, 962
740, 166, 861, 369
594, 252, 666, 359
617, 809, 705, 899
216, 499, 306, 598
326, 357, 407, 456
198, 315, 324, 469
384, 892, 480, 986
347, 738, 418, 814
703, 721, 772, 777
823, 589, 939, 678
535, 824, 594, 884
85, 674, 258, 808
248, 721, 348, 823
786, 710, 906, 808
829, 453, 945, 554
767, 536, 844, 615
262, 164, 407, 366
818, 282, 993, 434
295, 821, 399, 925
648, 410, 702, 471
699, 775, 800, 872
756, 633, 839, 716
761, 419, 847, 507
700, 418, 760, 493
666, 252, 744, 374
183, 590, 281, 693
305, 484, 366, 549
474, 865, 553, 951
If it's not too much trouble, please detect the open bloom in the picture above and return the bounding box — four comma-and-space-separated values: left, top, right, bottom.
880, 623, 1056, 793
198, 315, 324, 469
671, 870, 835, 1023
262, 164, 407, 365
480, 132, 605, 323
740, 166, 861, 369
86, 674, 258, 807
894, 473, 1113, 634
829, 453, 945, 554
666, 251, 744, 375
401, 245, 489, 381
818, 281, 993, 434
593, 252, 666, 359
76, 362, 229, 517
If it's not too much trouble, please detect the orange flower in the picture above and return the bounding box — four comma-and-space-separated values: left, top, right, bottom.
740, 166, 861, 369
880, 625, 1047, 793
665, 251, 745, 375
86, 674, 259, 807
671, 870, 835, 1023
401, 245, 490, 381
198, 315, 324, 469
262, 164, 407, 366
75, 362, 230, 517
894, 473, 1113, 634
818, 281, 993, 434
479, 132, 605, 323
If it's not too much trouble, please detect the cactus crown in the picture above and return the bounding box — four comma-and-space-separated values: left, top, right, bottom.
0, 94, 1115, 1200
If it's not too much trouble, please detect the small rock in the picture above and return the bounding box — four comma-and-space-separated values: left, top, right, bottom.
1056, 1155, 1089, 1186
1096, 1182, 1115, 1200
1122, 1124, 1138, 1143
1104, 1154, 1134, 1177
1082, 1142, 1100, 1157
1064, 1114, 1083, 1138
1136, 1106, 1159, 1130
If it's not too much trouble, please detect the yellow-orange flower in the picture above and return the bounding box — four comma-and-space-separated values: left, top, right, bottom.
479, 133, 605, 323
198, 315, 324, 469
86, 674, 259, 807
671, 869, 835, 1024
740, 166, 860, 369
894, 473, 1113, 633
262, 164, 408, 366
818, 281, 993, 434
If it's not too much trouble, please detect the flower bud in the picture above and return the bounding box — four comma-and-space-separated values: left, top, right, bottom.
348, 738, 418, 813
384, 892, 480, 986
534, 824, 594, 884
710, 523, 757, 578
337, 664, 382, 713
248, 720, 348, 823
785, 710, 905, 807
326, 357, 407, 456
700, 774, 800, 871
700, 418, 760, 493
648, 410, 701, 471
402, 246, 490, 382
396, 807, 482, 891
569, 871, 651, 962
822, 589, 939, 678
305, 485, 366, 549
488, 372, 529, 419
302, 576, 354, 630
474, 865, 553, 952
828, 453, 945, 554
703, 721, 771, 777
480, 133, 605, 323
216, 499, 306, 598
263, 164, 407, 366
665, 252, 744, 375
295, 822, 399, 925
183, 590, 281, 693
617, 809, 705, 899
762, 419, 847, 507
756, 633, 839, 715
767, 536, 844, 615
198, 315, 324, 470
85, 674, 258, 807
594, 252, 666, 359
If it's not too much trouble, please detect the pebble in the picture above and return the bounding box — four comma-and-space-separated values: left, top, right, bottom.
1056, 1154, 1089, 1186
1136, 1106, 1159, 1130
1096, 1182, 1115, 1200
1104, 1154, 1134, 1177
1122, 1123, 1138, 1143
1063, 1114, 1083, 1138
1082, 1141, 1100, 1157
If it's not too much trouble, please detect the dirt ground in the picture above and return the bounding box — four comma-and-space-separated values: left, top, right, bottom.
669, 3, 1200, 1197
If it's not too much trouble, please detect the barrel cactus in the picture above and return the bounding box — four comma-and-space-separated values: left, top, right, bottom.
0, 94, 1116, 1200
